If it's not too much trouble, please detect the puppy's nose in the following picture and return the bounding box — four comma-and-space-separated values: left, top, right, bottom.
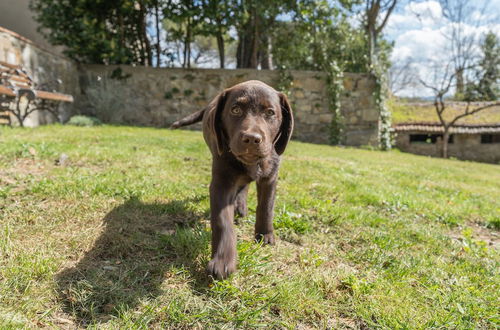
241, 132, 262, 145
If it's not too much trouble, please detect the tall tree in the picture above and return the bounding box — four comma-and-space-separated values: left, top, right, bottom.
420, 62, 500, 158
361, 0, 398, 150
413, 2, 500, 158
437, 0, 492, 98
363, 0, 398, 67
271, 0, 374, 73
30, 0, 153, 65
166, 0, 205, 68
478, 32, 500, 100
153, 0, 163, 67
465, 31, 500, 101
235, 0, 294, 69
199, 0, 237, 68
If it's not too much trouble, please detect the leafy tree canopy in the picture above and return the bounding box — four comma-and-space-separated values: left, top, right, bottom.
30, 0, 390, 73
30, 0, 153, 65
463, 31, 500, 101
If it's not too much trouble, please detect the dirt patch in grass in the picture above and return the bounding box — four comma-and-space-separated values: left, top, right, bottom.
0, 158, 48, 177
449, 222, 500, 250
0, 158, 51, 199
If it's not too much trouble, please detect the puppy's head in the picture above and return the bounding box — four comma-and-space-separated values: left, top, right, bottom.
207, 80, 293, 165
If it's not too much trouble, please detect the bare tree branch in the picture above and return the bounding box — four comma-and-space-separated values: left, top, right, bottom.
389, 57, 419, 94
376, 0, 398, 34
449, 102, 500, 127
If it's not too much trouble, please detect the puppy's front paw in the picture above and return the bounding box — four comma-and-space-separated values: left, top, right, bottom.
207, 256, 236, 280
255, 232, 275, 245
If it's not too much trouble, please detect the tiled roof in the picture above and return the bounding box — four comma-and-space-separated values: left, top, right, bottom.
393, 122, 500, 134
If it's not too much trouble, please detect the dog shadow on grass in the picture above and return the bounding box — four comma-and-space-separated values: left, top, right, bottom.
56, 196, 211, 326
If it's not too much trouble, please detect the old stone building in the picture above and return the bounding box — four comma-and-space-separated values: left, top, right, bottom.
394, 123, 500, 164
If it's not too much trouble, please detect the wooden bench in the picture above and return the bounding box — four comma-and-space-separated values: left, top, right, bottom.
0, 60, 74, 127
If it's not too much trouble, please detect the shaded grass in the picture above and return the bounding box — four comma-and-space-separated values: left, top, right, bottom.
0, 124, 499, 328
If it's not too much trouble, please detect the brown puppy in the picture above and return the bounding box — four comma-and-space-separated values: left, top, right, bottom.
171, 80, 293, 279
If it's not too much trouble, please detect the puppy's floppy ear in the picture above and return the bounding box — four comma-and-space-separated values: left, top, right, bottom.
206, 91, 227, 156
274, 92, 294, 155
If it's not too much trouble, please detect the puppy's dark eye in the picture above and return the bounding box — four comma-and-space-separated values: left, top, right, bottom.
230, 107, 242, 116
265, 109, 275, 117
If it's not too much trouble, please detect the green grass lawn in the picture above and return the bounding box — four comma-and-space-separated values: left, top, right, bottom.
1, 125, 499, 329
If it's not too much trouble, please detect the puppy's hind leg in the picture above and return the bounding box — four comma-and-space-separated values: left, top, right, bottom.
234, 184, 249, 220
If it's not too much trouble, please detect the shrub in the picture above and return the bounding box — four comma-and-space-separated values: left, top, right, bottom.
67, 115, 102, 127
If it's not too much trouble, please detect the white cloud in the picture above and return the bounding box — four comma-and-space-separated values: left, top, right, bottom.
393, 28, 447, 61
387, 0, 500, 97
407, 1, 443, 19
387, 1, 444, 34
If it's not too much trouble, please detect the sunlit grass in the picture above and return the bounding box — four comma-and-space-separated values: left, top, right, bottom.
0, 124, 498, 328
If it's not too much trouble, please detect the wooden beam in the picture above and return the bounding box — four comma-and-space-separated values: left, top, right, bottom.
35, 90, 74, 102
0, 85, 73, 102
0, 85, 16, 97
0, 61, 21, 70
9, 75, 32, 84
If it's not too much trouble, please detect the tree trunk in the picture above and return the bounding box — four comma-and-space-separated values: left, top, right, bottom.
236, 30, 251, 68
236, 31, 251, 68
176, 41, 182, 68
14, 98, 24, 127
236, 11, 259, 68
442, 128, 450, 158
155, 2, 161, 67
144, 33, 153, 66
15, 113, 24, 127
216, 28, 225, 68
260, 34, 272, 69
365, 0, 382, 68
138, 1, 152, 66
236, 33, 244, 68
367, 24, 377, 67
186, 20, 191, 68
183, 20, 191, 68
249, 9, 259, 68
118, 12, 125, 57
455, 67, 464, 97
135, 23, 145, 65
182, 33, 188, 68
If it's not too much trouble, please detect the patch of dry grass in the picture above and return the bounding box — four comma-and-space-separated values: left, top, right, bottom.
390, 98, 500, 124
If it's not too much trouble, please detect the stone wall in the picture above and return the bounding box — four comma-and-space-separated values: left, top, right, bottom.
0, 25, 380, 145
0, 27, 79, 126
395, 132, 500, 164
79, 65, 378, 145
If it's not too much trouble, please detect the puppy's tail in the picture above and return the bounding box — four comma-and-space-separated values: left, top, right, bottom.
170, 108, 205, 129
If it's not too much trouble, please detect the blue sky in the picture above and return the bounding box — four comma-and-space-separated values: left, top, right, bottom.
150, 1, 499, 96
385, 0, 500, 96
